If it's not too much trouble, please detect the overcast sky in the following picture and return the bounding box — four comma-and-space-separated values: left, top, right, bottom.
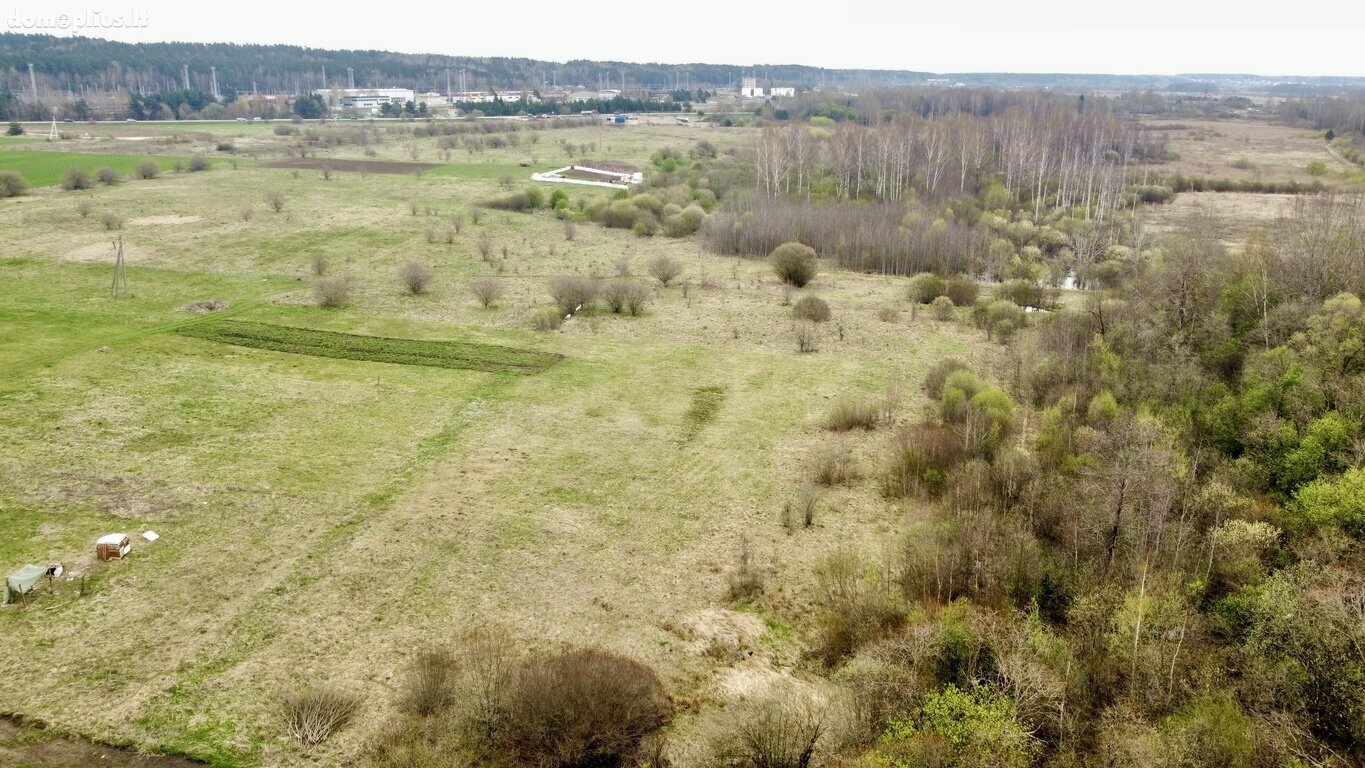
7, 0, 1365, 77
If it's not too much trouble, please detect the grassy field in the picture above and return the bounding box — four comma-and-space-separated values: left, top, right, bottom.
0, 148, 198, 187
0, 118, 994, 766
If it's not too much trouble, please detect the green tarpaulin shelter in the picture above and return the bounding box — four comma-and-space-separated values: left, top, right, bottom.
4, 564, 46, 604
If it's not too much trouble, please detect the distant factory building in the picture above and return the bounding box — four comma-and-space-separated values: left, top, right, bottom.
314, 88, 414, 112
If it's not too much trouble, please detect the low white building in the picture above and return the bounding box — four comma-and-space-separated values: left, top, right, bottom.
768, 86, 795, 98
314, 88, 413, 112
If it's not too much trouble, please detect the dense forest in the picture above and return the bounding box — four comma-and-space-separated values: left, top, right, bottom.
4, 33, 1365, 107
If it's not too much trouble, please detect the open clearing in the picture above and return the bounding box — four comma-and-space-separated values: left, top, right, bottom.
0, 148, 194, 187
0, 119, 987, 766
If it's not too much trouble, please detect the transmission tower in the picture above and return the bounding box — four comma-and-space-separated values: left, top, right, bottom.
111, 235, 130, 298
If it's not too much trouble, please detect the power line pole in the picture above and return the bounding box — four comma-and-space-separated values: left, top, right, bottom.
111, 235, 129, 298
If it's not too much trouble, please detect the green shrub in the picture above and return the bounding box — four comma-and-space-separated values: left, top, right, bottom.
770, 242, 818, 287
826, 395, 880, 431
924, 359, 969, 399
599, 200, 641, 229
908, 273, 946, 304
481, 192, 531, 211
525, 186, 546, 208
944, 277, 979, 306
5, 121, 22, 136
872, 684, 1035, 768
532, 306, 565, 331
986, 300, 1026, 341
931, 295, 955, 321
1289, 467, 1365, 536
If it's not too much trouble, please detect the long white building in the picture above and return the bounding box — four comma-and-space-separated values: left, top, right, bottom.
313, 88, 414, 112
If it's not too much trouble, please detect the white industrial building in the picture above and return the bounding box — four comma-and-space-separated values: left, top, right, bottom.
740, 78, 795, 99
314, 88, 414, 112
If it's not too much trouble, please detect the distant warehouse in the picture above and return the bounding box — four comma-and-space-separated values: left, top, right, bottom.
313, 88, 414, 112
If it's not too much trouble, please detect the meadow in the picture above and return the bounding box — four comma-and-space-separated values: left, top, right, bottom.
0, 117, 984, 766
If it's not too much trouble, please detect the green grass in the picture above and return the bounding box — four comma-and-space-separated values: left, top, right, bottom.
681, 384, 726, 439
175, 320, 563, 373
0, 149, 194, 187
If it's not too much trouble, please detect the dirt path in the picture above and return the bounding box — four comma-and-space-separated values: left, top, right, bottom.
0, 716, 206, 767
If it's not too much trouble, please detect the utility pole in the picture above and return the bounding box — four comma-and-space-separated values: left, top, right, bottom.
347, 67, 354, 88
446, 69, 451, 98
111, 235, 129, 298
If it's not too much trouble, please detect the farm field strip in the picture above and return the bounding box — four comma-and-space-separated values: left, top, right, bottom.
175, 319, 564, 373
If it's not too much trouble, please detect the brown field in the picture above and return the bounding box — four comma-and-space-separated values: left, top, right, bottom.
1139, 117, 1350, 183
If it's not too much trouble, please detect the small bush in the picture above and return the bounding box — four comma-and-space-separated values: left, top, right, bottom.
944, 276, 979, 306
908, 272, 945, 303
812, 442, 859, 486
310, 255, 328, 277
728, 538, 766, 601
793, 295, 832, 323
603, 279, 652, 315
135, 160, 160, 179
720, 697, 826, 768
282, 685, 359, 746
770, 242, 818, 287
493, 649, 671, 768
826, 396, 880, 431
96, 166, 119, 185
924, 359, 969, 399
101, 212, 123, 231
5, 121, 22, 136
647, 254, 684, 286
469, 276, 504, 308
314, 275, 352, 308
532, 306, 565, 331
1307, 160, 1328, 176
75, 198, 92, 217
188, 154, 209, 172
482, 192, 532, 211
986, 300, 1027, 341
877, 307, 901, 323
795, 321, 819, 353
931, 295, 955, 320
549, 275, 598, 315
62, 168, 93, 191
399, 261, 434, 295
399, 648, 457, 717
0, 170, 28, 198
883, 423, 966, 498
525, 186, 546, 208
265, 189, 287, 213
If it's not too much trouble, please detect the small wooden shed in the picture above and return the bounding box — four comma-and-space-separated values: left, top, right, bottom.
96, 533, 130, 561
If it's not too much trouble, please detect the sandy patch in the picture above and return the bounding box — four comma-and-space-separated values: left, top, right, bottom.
128, 215, 200, 226
62, 240, 157, 264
